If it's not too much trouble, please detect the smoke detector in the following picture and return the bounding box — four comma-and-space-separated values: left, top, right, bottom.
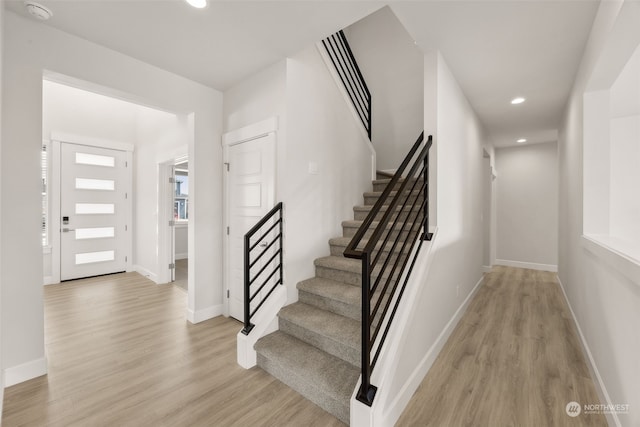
24, 1, 53, 20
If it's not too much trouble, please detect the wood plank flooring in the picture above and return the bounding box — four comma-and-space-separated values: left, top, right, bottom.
2, 273, 344, 427
397, 266, 608, 427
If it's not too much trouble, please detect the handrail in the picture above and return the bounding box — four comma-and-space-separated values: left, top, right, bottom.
241, 202, 284, 335
344, 133, 433, 406
322, 30, 372, 140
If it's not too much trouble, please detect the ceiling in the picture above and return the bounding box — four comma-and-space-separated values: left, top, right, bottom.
4, 0, 600, 148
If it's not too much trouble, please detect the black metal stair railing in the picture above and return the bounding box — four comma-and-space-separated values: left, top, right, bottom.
322, 30, 372, 140
344, 132, 433, 406
241, 202, 284, 335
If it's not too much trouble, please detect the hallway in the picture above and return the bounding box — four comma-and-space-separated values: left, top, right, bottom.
398, 267, 607, 426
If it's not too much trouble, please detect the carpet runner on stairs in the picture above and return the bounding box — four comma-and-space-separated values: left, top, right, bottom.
254, 176, 421, 425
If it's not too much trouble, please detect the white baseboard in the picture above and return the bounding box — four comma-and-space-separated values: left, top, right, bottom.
0, 371, 4, 415
383, 274, 485, 426
495, 259, 557, 272
133, 265, 158, 284
4, 356, 48, 388
43, 276, 57, 285
175, 253, 188, 260
557, 277, 620, 427
187, 304, 223, 324
482, 265, 492, 273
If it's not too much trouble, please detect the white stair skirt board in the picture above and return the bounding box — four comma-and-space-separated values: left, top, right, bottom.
495, 259, 558, 273
187, 304, 224, 324
4, 357, 48, 387
133, 265, 158, 284
237, 285, 287, 369
482, 265, 492, 273
557, 277, 621, 427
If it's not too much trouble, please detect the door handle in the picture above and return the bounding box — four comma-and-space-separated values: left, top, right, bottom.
259, 242, 268, 248
62, 228, 75, 233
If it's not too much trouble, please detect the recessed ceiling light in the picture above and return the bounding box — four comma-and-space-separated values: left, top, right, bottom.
511, 97, 526, 105
24, 1, 53, 20
185, 0, 207, 8
517, 138, 527, 143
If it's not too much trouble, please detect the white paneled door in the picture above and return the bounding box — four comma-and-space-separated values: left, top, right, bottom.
60, 143, 129, 281
227, 133, 276, 321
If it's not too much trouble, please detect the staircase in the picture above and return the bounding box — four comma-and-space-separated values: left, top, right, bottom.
254, 174, 422, 424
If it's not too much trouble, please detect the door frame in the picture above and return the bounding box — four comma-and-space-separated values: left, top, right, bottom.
222, 117, 278, 317
49, 131, 134, 284
157, 152, 188, 285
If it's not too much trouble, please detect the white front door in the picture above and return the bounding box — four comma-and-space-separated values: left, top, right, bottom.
60, 143, 129, 281
227, 133, 276, 321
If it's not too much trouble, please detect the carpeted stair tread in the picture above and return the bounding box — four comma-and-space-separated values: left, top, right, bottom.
315, 255, 361, 274
255, 331, 359, 424
278, 303, 360, 362
298, 277, 360, 312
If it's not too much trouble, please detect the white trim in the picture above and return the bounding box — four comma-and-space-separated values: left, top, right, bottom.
495, 259, 557, 272
381, 274, 485, 427
4, 357, 48, 387
186, 304, 223, 324
157, 162, 175, 285
50, 131, 134, 152
175, 253, 188, 261
237, 285, 287, 369
43, 276, 56, 286
557, 277, 620, 427
582, 235, 640, 285
0, 372, 4, 416
222, 121, 278, 319
482, 265, 492, 273
315, 42, 376, 180
222, 117, 278, 146
134, 265, 158, 284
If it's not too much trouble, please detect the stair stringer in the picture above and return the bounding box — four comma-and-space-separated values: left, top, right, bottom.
237, 284, 287, 369
350, 226, 439, 427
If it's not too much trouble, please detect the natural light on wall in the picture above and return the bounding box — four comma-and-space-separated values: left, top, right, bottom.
583, 41, 640, 263
185, 0, 207, 8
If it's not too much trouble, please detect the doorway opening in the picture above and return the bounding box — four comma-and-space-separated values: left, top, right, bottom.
173, 159, 189, 291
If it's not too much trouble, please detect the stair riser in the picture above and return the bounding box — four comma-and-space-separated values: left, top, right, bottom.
278, 317, 360, 367
315, 264, 403, 291
298, 289, 360, 321
354, 207, 423, 221
342, 224, 421, 240
364, 193, 423, 206
256, 353, 350, 424
373, 180, 424, 192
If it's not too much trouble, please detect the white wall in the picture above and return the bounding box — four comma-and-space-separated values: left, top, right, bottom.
223, 60, 287, 134
558, 1, 640, 426
343, 6, 424, 170
2, 11, 222, 385
283, 45, 373, 303
495, 142, 558, 270
0, 0, 5, 403
371, 50, 488, 425
222, 46, 372, 305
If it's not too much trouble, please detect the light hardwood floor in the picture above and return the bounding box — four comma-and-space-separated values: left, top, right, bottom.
3, 267, 608, 426
2, 273, 344, 427
173, 258, 188, 291
397, 266, 608, 427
